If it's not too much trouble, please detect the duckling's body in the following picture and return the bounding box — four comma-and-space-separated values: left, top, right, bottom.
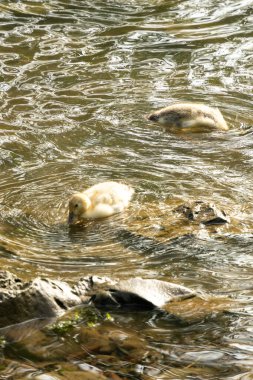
68, 181, 134, 224
147, 103, 228, 131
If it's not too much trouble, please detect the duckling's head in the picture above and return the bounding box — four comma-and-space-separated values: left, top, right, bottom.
147, 110, 171, 126
146, 112, 160, 122
68, 193, 91, 224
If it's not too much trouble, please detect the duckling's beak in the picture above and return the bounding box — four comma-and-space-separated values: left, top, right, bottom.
147, 113, 159, 122
68, 212, 75, 225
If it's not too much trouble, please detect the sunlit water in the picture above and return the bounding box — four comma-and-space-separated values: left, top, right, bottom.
0, 0, 253, 378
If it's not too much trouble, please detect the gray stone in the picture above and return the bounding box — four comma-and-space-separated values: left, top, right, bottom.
0, 271, 195, 327
91, 277, 195, 309
0, 271, 91, 327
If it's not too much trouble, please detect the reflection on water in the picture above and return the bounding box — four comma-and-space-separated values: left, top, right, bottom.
0, 0, 253, 378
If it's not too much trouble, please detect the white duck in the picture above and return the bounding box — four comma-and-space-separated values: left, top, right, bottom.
147, 103, 229, 131
68, 181, 134, 224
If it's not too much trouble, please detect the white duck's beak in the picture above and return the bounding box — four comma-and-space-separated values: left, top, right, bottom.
147, 113, 159, 122
68, 212, 75, 225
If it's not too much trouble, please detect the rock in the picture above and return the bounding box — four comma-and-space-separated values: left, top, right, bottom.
0, 271, 91, 327
173, 201, 229, 225
91, 277, 195, 310
0, 271, 23, 302
78, 324, 157, 363
0, 271, 195, 327
116, 228, 194, 255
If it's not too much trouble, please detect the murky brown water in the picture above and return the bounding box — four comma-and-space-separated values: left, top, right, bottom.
0, 0, 253, 378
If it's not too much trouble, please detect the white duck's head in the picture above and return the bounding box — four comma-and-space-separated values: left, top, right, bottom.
68, 193, 91, 224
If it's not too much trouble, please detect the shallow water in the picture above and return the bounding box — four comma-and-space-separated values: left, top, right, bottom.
0, 0, 253, 378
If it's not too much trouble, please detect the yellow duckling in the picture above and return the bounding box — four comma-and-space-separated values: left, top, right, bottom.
68, 181, 134, 224
147, 103, 229, 131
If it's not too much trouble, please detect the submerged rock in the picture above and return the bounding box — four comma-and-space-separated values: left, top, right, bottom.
173, 201, 230, 226
116, 228, 194, 254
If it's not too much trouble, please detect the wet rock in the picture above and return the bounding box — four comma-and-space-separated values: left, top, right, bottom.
0, 270, 23, 301
91, 277, 195, 310
2, 319, 161, 378
78, 325, 153, 363
173, 201, 229, 225
116, 228, 194, 255
0, 271, 195, 327
0, 271, 91, 327
163, 294, 235, 323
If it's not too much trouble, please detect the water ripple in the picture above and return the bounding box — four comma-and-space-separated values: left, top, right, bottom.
0, 1, 253, 376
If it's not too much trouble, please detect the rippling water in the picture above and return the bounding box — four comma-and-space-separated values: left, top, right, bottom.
0, 0, 253, 378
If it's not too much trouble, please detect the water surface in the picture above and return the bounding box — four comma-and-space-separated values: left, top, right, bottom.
0, 0, 253, 378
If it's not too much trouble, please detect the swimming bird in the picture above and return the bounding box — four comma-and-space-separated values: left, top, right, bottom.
147, 103, 229, 131
68, 181, 134, 224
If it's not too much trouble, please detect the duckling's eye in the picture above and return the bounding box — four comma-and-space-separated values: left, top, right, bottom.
75, 204, 78, 208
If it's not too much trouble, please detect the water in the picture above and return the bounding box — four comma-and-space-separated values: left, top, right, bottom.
0, 0, 253, 378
